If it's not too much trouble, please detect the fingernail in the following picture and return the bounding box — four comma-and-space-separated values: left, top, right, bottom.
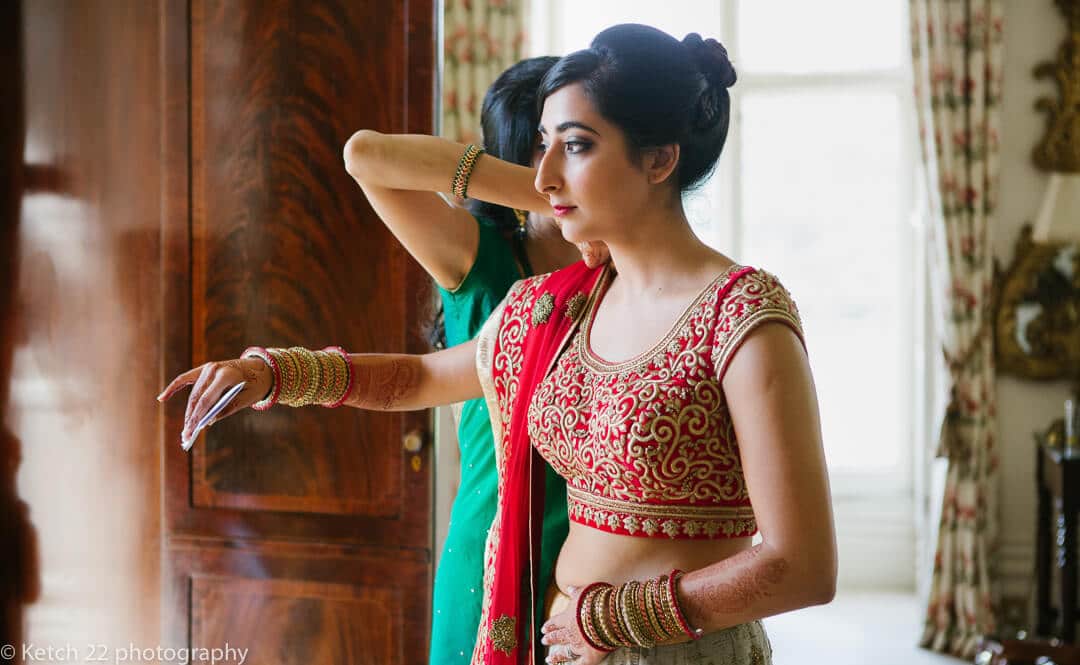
156, 392, 165, 401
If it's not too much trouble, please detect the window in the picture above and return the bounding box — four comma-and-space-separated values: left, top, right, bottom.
532, 0, 920, 588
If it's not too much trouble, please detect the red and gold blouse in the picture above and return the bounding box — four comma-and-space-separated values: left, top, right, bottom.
478, 264, 804, 544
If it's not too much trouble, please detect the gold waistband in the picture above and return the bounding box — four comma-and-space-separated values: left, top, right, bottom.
567, 486, 757, 539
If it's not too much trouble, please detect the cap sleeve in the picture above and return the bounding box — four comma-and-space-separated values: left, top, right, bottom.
711, 268, 805, 381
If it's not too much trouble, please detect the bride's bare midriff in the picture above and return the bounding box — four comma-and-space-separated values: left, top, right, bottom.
554, 521, 752, 592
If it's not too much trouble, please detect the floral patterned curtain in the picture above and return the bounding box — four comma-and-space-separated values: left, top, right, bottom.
910, 0, 1003, 658
441, 0, 528, 143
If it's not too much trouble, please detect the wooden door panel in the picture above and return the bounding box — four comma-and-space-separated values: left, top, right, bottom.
194, 578, 397, 664
187, 0, 413, 519
167, 541, 429, 665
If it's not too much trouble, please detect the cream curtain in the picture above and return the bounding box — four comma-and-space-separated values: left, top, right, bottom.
910, 0, 1003, 657
441, 0, 528, 143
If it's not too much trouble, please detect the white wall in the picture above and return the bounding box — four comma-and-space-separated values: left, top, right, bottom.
995, 0, 1076, 600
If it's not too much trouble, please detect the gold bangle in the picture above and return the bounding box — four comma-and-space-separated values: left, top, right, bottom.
623, 581, 654, 647
648, 578, 673, 643
312, 351, 332, 404
450, 143, 485, 198
596, 586, 621, 649
326, 351, 349, 405
300, 348, 322, 406
644, 577, 670, 642
268, 349, 295, 405
280, 349, 303, 405
319, 351, 345, 405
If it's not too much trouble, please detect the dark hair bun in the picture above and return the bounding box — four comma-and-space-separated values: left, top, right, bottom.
540, 24, 734, 192
682, 33, 737, 89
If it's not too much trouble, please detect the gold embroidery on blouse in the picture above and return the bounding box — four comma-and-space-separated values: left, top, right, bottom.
532, 292, 555, 326
489, 615, 517, 656
710, 270, 804, 377
579, 264, 744, 375
523, 267, 803, 541
564, 292, 587, 323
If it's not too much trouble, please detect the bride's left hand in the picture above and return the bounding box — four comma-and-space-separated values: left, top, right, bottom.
540, 586, 609, 665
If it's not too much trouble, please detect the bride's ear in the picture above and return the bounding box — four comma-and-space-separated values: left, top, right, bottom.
642, 143, 680, 185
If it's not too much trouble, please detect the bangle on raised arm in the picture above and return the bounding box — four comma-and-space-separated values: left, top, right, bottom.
450, 143, 485, 199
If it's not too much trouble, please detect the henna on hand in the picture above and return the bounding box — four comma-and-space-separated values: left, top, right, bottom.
223, 359, 259, 384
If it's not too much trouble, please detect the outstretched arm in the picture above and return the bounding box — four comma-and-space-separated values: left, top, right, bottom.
341, 341, 482, 411
158, 340, 483, 443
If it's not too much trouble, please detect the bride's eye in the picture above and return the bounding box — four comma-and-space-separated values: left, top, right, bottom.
565, 140, 592, 154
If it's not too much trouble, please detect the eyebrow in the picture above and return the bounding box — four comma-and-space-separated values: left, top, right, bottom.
538, 121, 601, 136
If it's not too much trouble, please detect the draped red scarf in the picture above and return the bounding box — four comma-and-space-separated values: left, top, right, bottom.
477, 261, 607, 665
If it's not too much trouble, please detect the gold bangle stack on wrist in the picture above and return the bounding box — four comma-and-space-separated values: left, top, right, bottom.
576, 570, 703, 652
451, 143, 485, 198
242, 346, 353, 410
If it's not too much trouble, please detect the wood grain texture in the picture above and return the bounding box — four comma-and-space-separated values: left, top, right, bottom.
168, 540, 430, 664
193, 577, 397, 664
167, 0, 435, 544
188, 0, 413, 517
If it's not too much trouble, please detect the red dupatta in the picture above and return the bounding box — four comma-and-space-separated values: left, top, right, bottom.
474, 261, 607, 665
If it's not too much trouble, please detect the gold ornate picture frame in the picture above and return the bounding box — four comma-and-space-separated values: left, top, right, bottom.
994, 224, 1080, 380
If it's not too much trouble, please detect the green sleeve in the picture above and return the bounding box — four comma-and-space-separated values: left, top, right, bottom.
437, 216, 524, 347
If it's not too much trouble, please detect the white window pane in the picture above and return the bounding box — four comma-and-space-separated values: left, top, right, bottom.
550, 0, 723, 55
739, 88, 906, 473
736, 0, 904, 74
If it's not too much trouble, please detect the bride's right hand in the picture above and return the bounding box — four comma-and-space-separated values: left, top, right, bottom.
157, 357, 272, 442
577, 241, 610, 269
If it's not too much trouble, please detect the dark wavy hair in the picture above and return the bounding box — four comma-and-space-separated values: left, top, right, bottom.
467, 55, 560, 235
427, 56, 559, 349
537, 24, 736, 192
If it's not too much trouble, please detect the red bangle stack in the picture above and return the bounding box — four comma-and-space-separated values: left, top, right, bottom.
574, 570, 704, 651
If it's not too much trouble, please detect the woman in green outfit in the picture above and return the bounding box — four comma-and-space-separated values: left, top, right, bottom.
349, 57, 605, 664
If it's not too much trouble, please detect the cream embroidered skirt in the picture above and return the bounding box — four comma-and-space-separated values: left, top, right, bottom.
597, 621, 772, 665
